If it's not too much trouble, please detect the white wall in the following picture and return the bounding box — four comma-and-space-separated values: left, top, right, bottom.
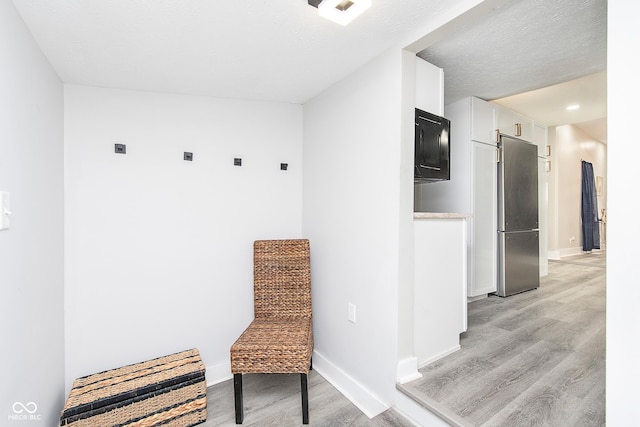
397, 49, 419, 384
303, 48, 402, 415
547, 124, 607, 258
64, 85, 303, 389
607, 2, 640, 424
0, 1, 65, 424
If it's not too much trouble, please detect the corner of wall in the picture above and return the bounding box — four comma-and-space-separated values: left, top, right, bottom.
312, 350, 389, 418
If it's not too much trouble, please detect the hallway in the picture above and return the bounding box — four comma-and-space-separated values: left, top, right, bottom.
398, 251, 606, 426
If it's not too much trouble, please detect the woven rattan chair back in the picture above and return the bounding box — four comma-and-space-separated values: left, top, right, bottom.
231, 239, 313, 424
253, 239, 312, 320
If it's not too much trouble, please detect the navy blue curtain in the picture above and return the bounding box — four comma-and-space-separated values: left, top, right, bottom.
581, 160, 600, 251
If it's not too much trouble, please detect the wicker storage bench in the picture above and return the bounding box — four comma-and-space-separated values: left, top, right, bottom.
60, 348, 207, 427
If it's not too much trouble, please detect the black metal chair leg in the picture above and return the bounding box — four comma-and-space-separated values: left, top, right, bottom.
234, 374, 244, 424
301, 373, 309, 424
310, 358, 313, 371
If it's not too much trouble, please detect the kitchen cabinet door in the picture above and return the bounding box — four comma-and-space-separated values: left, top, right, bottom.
495, 105, 513, 138
495, 105, 534, 142
513, 112, 534, 141
469, 141, 498, 296
538, 156, 549, 276
414, 218, 467, 366
533, 122, 547, 157
471, 97, 496, 144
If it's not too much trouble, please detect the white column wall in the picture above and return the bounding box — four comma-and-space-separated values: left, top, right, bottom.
607, 1, 640, 424
64, 85, 303, 390
0, 1, 65, 424
302, 48, 402, 416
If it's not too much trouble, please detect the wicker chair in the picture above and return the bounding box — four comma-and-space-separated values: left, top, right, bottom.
230, 239, 313, 424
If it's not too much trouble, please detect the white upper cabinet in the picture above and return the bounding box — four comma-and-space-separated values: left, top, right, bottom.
495, 105, 513, 137
495, 105, 534, 142
513, 111, 534, 141
415, 57, 444, 116
533, 122, 547, 157
470, 97, 496, 144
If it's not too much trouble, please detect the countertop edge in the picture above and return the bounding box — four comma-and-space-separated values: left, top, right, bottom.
413, 212, 472, 219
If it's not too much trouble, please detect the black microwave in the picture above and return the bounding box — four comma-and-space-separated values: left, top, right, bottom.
414, 108, 450, 182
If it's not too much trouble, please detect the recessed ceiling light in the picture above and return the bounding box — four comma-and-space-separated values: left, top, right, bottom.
313, 0, 372, 26
566, 104, 580, 111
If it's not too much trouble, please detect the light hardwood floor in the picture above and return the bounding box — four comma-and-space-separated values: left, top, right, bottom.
202, 370, 413, 426
398, 251, 606, 426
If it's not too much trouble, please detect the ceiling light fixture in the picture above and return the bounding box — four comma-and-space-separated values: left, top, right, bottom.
308, 0, 372, 26
566, 104, 580, 111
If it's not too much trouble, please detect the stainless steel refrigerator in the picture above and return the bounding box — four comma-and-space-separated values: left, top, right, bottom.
497, 135, 540, 297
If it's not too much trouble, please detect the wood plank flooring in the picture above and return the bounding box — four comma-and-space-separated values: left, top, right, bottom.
202, 370, 414, 426
398, 251, 606, 427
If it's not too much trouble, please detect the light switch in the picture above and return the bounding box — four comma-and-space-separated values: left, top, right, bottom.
0, 192, 11, 230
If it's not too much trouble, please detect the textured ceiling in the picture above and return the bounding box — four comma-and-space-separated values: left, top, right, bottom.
418, 0, 607, 141
418, 0, 607, 105
10, 0, 453, 104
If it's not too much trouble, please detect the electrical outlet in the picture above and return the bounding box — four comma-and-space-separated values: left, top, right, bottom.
348, 303, 356, 323
234, 158, 242, 166
184, 152, 193, 161
280, 163, 288, 171
114, 143, 126, 154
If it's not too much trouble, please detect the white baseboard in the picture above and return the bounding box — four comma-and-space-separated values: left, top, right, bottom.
312, 350, 389, 419
205, 351, 390, 419
559, 246, 584, 258
417, 345, 460, 369
205, 359, 232, 387
548, 250, 561, 260
397, 357, 423, 384
550, 247, 605, 262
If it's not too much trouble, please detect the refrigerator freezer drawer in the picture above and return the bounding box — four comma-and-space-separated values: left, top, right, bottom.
497, 231, 540, 297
